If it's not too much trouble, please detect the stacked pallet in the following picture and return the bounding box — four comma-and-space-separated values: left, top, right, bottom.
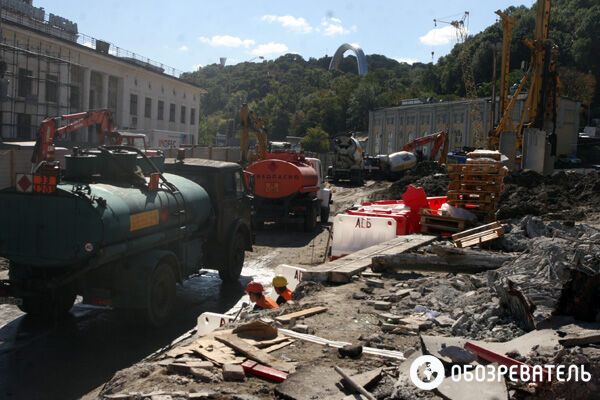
419, 208, 469, 235
446, 151, 507, 223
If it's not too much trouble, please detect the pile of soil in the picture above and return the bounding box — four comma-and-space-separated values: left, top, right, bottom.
383, 161, 449, 199
498, 170, 600, 220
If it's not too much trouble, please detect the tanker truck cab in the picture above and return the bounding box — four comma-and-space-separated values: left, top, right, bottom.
0, 147, 251, 326
162, 158, 253, 281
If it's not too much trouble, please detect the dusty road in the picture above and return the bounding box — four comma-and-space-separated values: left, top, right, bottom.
0, 223, 332, 400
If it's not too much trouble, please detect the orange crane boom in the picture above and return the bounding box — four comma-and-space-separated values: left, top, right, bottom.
31, 109, 116, 164
402, 131, 448, 164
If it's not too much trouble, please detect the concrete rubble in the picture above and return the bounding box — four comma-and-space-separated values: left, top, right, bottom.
91, 169, 600, 400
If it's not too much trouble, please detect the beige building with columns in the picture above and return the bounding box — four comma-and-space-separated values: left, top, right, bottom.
0, 0, 204, 146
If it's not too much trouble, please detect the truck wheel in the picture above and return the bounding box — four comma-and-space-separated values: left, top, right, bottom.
304, 206, 317, 232
19, 289, 76, 320
320, 206, 330, 224
145, 263, 176, 326
219, 232, 245, 282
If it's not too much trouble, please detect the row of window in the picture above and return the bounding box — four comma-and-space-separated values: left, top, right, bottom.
130, 94, 196, 125
381, 112, 469, 126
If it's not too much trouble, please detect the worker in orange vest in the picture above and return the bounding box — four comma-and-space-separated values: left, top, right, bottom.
272, 276, 293, 305
246, 281, 278, 311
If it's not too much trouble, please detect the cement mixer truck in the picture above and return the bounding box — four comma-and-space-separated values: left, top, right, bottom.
328, 134, 365, 185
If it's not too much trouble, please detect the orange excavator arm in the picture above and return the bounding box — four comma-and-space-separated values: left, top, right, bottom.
32, 109, 115, 164
402, 131, 448, 163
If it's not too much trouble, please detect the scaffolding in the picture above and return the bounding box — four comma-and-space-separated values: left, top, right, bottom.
0, 7, 83, 140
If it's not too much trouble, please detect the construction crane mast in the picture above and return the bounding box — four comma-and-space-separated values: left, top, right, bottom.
489, 0, 558, 155
434, 12, 485, 149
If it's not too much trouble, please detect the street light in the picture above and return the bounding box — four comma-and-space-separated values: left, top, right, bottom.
248, 56, 264, 62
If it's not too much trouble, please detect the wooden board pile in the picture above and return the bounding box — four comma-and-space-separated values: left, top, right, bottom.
447, 150, 507, 223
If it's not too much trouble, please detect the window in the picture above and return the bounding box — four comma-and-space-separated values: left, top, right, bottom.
16, 113, 32, 139
144, 97, 152, 118
190, 108, 196, 125
180, 105, 186, 124
18, 68, 32, 97
45, 74, 58, 103
157, 100, 164, 120
169, 103, 175, 122
235, 171, 245, 197
224, 172, 236, 195
69, 85, 80, 109
130, 94, 138, 116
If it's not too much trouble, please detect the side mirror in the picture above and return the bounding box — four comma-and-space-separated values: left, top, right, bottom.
248, 174, 255, 194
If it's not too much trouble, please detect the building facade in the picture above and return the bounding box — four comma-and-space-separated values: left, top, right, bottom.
368, 96, 580, 157
0, 0, 204, 146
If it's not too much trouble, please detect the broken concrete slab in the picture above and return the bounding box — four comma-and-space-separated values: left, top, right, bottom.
341, 367, 383, 392
222, 364, 246, 382
421, 329, 561, 365
275, 366, 347, 400
366, 278, 385, 288
436, 371, 508, 400
232, 320, 278, 340
373, 249, 513, 273
373, 301, 392, 311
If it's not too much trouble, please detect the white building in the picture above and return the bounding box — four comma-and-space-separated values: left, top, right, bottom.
0, 0, 205, 147
368, 96, 580, 157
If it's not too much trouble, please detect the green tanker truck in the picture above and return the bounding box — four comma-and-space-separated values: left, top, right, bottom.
0, 146, 252, 325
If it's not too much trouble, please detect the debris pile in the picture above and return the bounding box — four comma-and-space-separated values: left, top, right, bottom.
498, 170, 600, 220
384, 161, 449, 198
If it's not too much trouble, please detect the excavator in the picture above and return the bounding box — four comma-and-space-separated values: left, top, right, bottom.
239, 103, 268, 165
31, 109, 155, 168
402, 130, 448, 164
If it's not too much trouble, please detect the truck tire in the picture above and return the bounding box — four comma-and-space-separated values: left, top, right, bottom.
219, 232, 245, 282
19, 289, 76, 320
304, 206, 317, 232
145, 262, 176, 326
320, 206, 330, 224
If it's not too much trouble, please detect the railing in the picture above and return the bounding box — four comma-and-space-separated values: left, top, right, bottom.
0, 8, 184, 78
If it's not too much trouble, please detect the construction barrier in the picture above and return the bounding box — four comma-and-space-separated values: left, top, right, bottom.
331, 214, 397, 258
196, 311, 235, 336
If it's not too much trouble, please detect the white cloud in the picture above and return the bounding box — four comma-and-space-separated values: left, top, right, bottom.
178, 45, 189, 52
320, 17, 356, 36
261, 15, 313, 33
419, 25, 460, 46
198, 35, 255, 48
395, 57, 419, 65
251, 42, 288, 57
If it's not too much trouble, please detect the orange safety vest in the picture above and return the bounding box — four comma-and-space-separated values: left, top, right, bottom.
276, 288, 293, 305
254, 295, 279, 310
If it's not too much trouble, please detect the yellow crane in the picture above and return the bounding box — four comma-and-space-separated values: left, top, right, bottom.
239, 103, 268, 164
490, 0, 559, 155
434, 12, 486, 149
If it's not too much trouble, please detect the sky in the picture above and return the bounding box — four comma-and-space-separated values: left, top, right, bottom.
36, 0, 532, 73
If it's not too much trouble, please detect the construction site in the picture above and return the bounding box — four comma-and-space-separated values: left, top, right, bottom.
0, 0, 599, 400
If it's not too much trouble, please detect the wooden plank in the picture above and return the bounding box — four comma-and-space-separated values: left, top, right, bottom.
372, 251, 513, 273
452, 222, 503, 240
190, 338, 245, 366
262, 339, 295, 353
275, 306, 328, 323
215, 333, 294, 373
454, 230, 503, 248
328, 235, 437, 283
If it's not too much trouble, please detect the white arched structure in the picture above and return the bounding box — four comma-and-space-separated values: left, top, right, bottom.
328, 43, 368, 76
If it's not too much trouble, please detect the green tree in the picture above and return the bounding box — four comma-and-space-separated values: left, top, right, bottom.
301, 126, 330, 153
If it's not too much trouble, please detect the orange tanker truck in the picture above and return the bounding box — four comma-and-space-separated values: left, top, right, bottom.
246, 150, 329, 231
